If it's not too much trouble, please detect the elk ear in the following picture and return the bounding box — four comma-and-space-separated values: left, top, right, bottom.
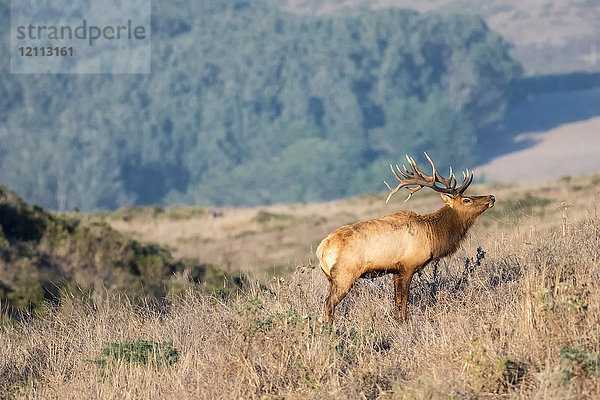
440, 193, 454, 206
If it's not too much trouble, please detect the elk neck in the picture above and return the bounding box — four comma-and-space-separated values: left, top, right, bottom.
424, 204, 478, 259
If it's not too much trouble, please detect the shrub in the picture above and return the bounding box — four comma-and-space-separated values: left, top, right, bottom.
557, 346, 599, 386
90, 338, 181, 377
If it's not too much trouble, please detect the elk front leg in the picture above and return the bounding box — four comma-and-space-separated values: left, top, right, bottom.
393, 271, 414, 322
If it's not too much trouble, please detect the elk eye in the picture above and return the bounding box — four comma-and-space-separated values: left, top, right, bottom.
462, 198, 472, 204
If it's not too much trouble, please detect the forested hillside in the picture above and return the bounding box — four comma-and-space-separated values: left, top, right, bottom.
286, 0, 600, 75
0, 0, 521, 210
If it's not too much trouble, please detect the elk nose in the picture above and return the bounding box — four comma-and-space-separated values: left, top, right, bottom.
489, 194, 495, 202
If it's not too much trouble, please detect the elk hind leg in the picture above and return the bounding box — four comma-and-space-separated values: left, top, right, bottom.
324, 273, 355, 323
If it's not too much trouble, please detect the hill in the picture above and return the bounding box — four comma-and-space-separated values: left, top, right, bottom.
285, 0, 600, 76
0, 186, 241, 318
1, 176, 599, 398
476, 116, 600, 182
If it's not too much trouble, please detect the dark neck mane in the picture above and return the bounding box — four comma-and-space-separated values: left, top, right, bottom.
425, 205, 478, 259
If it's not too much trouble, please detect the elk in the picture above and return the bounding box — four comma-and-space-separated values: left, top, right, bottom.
316, 153, 495, 323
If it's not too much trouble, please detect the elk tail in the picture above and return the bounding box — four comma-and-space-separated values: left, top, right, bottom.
316, 238, 337, 277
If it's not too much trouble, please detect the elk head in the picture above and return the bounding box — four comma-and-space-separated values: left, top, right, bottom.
384, 152, 493, 215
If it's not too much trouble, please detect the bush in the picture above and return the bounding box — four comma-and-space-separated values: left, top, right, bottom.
90, 338, 181, 377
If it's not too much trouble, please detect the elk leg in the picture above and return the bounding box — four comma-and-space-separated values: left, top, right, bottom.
324, 277, 355, 323
393, 272, 414, 322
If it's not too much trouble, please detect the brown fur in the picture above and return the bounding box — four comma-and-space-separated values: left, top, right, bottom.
317, 192, 495, 323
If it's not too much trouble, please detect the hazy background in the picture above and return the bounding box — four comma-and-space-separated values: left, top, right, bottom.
1, 0, 599, 211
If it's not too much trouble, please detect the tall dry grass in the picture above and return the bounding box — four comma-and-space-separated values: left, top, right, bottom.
1, 208, 599, 399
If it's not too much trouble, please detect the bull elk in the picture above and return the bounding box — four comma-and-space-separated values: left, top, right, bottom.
316, 154, 495, 323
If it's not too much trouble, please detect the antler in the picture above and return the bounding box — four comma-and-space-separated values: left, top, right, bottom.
384, 152, 473, 203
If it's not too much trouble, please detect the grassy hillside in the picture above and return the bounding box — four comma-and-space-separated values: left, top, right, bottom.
1, 176, 599, 398
0, 186, 242, 318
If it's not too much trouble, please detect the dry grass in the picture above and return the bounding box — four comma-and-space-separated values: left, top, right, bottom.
2, 178, 600, 398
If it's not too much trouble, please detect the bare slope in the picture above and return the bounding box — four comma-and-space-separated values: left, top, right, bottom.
475, 116, 600, 182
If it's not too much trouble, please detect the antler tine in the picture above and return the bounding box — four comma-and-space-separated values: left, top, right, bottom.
389, 163, 404, 182
424, 152, 436, 179
400, 164, 416, 179
403, 185, 424, 202
456, 169, 474, 194
448, 167, 456, 189
385, 179, 422, 204
385, 159, 426, 203
395, 165, 411, 179
424, 152, 454, 189
406, 155, 432, 182
384, 164, 405, 203
384, 180, 398, 204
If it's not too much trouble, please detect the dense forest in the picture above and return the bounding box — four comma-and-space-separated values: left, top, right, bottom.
0, 0, 522, 210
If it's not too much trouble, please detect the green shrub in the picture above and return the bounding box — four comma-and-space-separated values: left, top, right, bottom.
557, 346, 599, 386
90, 338, 181, 377
0, 188, 51, 242
184, 259, 245, 296
130, 242, 178, 278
